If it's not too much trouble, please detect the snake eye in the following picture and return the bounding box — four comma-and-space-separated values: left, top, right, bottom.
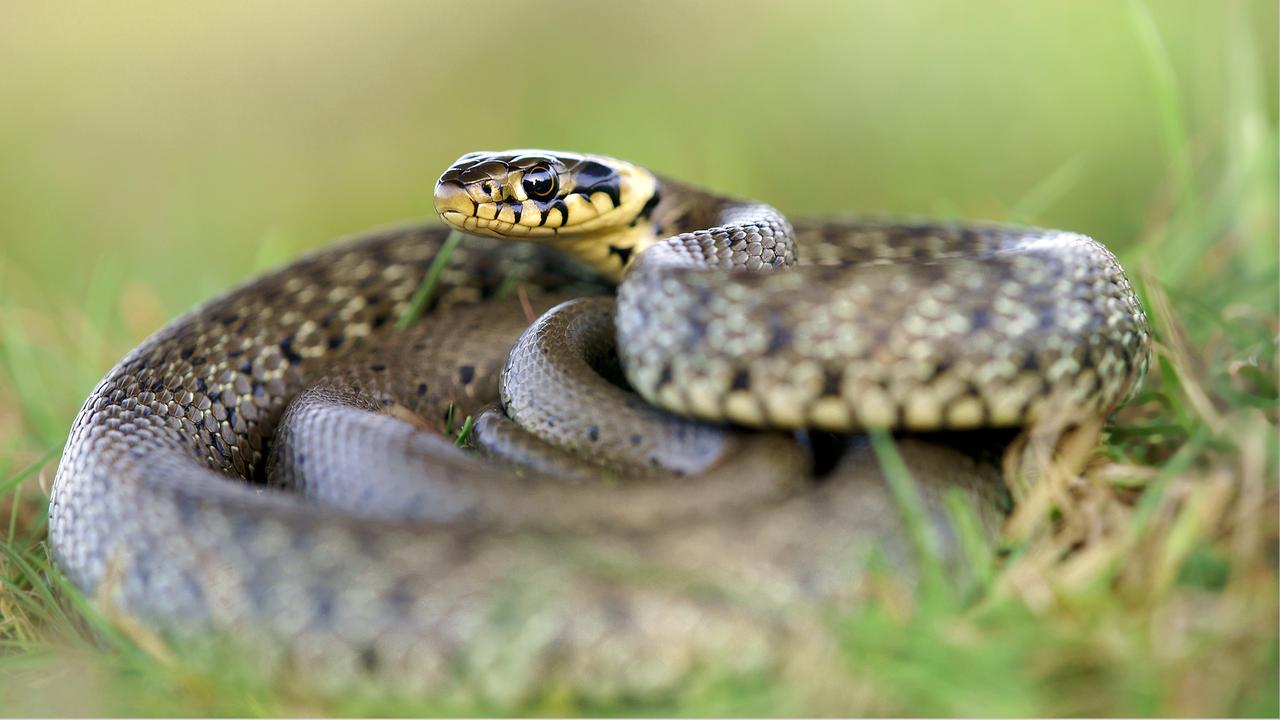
522, 166, 558, 200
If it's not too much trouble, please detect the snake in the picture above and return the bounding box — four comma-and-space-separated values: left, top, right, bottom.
49, 150, 1150, 698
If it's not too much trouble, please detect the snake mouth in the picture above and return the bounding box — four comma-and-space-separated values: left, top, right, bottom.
434, 179, 562, 239
434, 181, 475, 218
434, 181, 481, 231
442, 212, 541, 237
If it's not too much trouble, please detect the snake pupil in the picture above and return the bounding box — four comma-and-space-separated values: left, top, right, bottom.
522, 166, 557, 200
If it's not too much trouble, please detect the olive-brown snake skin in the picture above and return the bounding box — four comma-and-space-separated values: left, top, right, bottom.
49, 150, 1149, 697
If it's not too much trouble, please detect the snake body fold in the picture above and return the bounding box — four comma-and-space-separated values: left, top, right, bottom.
50, 150, 1149, 695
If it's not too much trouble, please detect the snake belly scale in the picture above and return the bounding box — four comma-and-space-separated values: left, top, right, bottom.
50, 150, 1149, 694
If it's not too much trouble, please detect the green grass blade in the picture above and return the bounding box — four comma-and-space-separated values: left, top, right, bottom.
867, 429, 949, 604
396, 230, 463, 329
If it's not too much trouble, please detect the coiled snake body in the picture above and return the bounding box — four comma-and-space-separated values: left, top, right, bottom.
50, 151, 1149, 696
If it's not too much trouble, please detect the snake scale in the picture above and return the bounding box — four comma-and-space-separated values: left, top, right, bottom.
49, 150, 1149, 697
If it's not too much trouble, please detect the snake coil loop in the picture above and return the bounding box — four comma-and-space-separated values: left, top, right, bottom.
49, 149, 1148, 696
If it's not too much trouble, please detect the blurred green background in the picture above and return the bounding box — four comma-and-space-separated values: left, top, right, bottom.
0, 0, 1276, 463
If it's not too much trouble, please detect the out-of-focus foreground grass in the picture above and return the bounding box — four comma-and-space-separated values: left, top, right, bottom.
0, 1, 1276, 715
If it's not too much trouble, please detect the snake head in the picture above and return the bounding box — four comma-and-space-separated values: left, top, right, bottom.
435, 150, 662, 278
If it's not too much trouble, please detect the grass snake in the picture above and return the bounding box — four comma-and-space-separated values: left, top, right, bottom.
49, 150, 1150, 697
